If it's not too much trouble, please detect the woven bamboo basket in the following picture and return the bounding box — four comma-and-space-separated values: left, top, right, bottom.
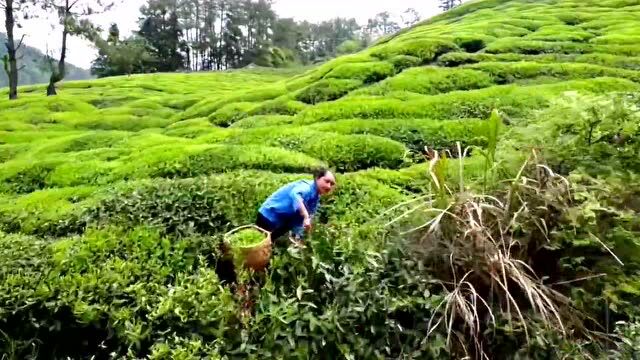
224, 225, 272, 272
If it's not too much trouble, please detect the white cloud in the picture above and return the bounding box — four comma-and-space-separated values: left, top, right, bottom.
4, 0, 458, 69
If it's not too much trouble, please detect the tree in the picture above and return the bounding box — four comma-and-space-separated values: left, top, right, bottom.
138, 0, 185, 72
373, 11, 400, 36
336, 39, 361, 55
91, 23, 153, 78
401, 8, 421, 28
439, 0, 462, 11
42, 0, 114, 96
1, 0, 28, 100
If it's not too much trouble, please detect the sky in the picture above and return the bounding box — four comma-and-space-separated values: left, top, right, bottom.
4, 0, 460, 69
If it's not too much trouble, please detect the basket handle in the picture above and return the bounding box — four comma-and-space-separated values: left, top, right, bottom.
224, 224, 270, 240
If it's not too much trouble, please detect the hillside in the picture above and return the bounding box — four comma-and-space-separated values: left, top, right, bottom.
1, 0, 639, 358
0, 33, 92, 87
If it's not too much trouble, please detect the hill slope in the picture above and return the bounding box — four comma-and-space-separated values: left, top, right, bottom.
0, 32, 92, 87
0, 0, 639, 358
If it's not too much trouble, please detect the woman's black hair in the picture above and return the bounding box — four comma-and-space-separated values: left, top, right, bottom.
313, 167, 330, 179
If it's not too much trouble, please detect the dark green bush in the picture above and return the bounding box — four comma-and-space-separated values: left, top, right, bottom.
297, 78, 640, 124
362, 66, 495, 95
0, 160, 62, 194
308, 118, 488, 152
219, 128, 410, 172
370, 39, 459, 62
247, 98, 308, 116
324, 61, 396, 84
388, 55, 422, 72
295, 79, 363, 105
208, 102, 256, 127
466, 61, 640, 84
151, 145, 325, 177
230, 115, 295, 128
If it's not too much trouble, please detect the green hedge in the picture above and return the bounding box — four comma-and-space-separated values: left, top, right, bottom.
207, 102, 257, 127
437, 52, 640, 70
388, 55, 422, 72
215, 128, 410, 172
369, 39, 459, 62
80, 171, 407, 236
230, 115, 296, 128
297, 78, 640, 124
295, 79, 363, 104
178, 85, 285, 120
485, 38, 640, 56
359, 66, 494, 96
247, 98, 308, 116
323, 61, 396, 84
465, 61, 640, 84
149, 145, 326, 178
308, 118, 488, 152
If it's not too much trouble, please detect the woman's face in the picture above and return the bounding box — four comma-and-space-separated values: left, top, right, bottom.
316, 172, 336, 195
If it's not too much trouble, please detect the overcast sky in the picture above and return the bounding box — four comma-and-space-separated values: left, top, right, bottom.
5, 0, 461, 69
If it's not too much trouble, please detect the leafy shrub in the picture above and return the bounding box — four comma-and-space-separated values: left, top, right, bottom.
466, 61, 640, 84
0, 186, 97, 236
0, 160, 62, 194
361, 66, 495, 95
297, 78, 640, 124
438, 51, 640, 70
208, 102, 256, 127
308, 118, 489, 152
370, 39, 459, 62
218, 128, 410, 171
149, 144, 326, 177
230, 115, 295, 129
295, 79, 362, 104
247, 98, 308, 116
388, 55, 422, 72
323, 61, 395, 83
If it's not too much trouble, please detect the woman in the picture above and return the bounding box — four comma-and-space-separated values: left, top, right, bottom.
256, 168, 336, 244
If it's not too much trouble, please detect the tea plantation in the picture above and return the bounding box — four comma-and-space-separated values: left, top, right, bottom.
2, 0, 640, 358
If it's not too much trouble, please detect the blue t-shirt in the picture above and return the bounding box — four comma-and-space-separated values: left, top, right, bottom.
258, 180, 320, 236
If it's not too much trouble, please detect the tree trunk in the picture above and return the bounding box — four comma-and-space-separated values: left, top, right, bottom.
47, 1, 69, 96
218, 0, 224, 70
3, 0, 19, 100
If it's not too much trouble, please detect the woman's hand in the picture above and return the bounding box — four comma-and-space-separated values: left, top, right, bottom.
303, 216, 312, 231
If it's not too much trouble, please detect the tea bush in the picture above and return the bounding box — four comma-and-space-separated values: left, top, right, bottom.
295, 79, 362, 104
369, 38, 459, 62
214, 128, 410, 171
307, 118, 488, 152
358, 66, 495, 95
208, 102, 257, 127
388, 54, 422, 72
1, 0, 640, 357
323, 61, 396, 83
465, 61, 640, 84
230, 115, 295, 128
297, 78, 639, 123
247, 98, 308, 116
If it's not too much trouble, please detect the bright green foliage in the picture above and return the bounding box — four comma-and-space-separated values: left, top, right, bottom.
1, 0, 640, 357
323, 61, 396, 83
307, 118, 488, 151
227, 228, 266, 247
370, 39, 459, 62
358, 66, 495, 95
230, 115, 295, 128
207, 128, 409, 172
208, 102, 257, 127
295, 79, 362, 104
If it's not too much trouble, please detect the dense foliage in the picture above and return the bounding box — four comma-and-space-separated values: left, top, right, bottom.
1, 0, 640, 358
90, 0, 425, 77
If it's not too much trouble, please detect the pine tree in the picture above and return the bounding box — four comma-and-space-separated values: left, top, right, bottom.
439, 0, 462, 12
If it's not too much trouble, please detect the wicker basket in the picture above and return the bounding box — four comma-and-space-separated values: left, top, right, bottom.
224, 225, 272, 272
